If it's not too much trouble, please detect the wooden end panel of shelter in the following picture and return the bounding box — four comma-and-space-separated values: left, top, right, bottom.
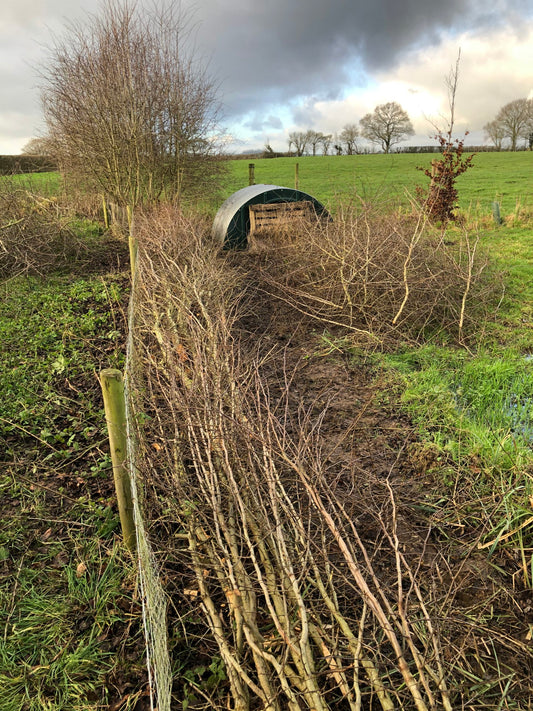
248, 201, 315, 235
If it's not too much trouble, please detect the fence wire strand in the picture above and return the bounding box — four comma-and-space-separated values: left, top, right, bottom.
124, 264, 172, 711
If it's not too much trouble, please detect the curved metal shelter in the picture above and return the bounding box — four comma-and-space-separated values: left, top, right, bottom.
212, 184, 330, 249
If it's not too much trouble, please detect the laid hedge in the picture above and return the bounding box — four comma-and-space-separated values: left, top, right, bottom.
0, 155, 57, 174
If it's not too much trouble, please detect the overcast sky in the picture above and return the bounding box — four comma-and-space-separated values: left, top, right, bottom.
1, 0, 533, 154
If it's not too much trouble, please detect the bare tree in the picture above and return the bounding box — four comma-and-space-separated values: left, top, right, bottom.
320, 133, 332, 155
483, 119, 506, 150
21, 136, 52, 156
306, 130, 325, 156
491, 98, 533, 151
333, 134, 343, 155
40, 0, 222, 209
359, 102, 414, 153
339, 123, 359, 155
288, 131, 309, 156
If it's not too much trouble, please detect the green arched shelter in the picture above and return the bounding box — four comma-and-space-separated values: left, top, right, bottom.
212, 184, 330, 249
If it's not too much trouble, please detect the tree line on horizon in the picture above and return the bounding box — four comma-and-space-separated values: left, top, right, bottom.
22, 95, 533, 162
259, 97, 533, 157
483, 98, 533, 151
283, 101, 414, 157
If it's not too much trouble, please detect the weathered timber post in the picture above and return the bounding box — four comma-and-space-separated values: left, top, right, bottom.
99, 368, 136, 553
248, 163, 255, 186
294, 163, 299, 190
126, 204, 137, 281
102, 195, 110, 230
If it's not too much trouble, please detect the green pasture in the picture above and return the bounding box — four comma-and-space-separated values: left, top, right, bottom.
6, 170, 62, 196
10, 151, 533, 219
225, 151, 533, 217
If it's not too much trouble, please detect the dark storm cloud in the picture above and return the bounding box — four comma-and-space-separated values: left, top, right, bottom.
187, 0, 532, 119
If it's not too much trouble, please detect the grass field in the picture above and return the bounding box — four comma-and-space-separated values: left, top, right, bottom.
224, 151, 533, 217
14, 150, 533, 219
8, 170, 62, 197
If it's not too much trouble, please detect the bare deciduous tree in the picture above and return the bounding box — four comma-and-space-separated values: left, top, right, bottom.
359, 102, 414, 153
491, 98, 533, 151
21, 136, 52, 156
483, 119, 506, 150
306, 130, 325, 156
339, 123, 359, 155
320, 133, 332, 155
40, 0, 223, 209
288, 131, 309, 156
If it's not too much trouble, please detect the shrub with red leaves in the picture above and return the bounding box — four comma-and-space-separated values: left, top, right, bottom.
418, 133, 475, 222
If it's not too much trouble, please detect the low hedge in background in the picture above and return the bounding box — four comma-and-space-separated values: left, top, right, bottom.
0, 155, 57, 174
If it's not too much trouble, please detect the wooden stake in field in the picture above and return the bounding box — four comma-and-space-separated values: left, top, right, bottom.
126, 204, 137, 281
102, 195, 109, 230
249, 163, 255, 186
295, 162, 299, 190
99, 368, 136, 553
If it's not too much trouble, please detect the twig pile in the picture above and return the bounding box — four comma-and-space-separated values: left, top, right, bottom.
129, 205, 531, 709
249, 201, 494, 345
0, 182, 79, 279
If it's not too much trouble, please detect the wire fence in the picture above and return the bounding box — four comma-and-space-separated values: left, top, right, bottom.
124, 266, 172, 711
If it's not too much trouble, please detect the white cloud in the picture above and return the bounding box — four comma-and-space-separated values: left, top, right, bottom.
384, 24, 533, 133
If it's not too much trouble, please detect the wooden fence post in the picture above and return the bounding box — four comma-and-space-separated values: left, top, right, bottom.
102, 195, 109, 230
295, 163, 299, 190
99, 368, 136, 553
248, 163, 255, 186
126, 204, 137, 281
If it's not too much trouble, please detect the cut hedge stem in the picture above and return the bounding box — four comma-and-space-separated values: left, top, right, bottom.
99, 368, 136, 553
